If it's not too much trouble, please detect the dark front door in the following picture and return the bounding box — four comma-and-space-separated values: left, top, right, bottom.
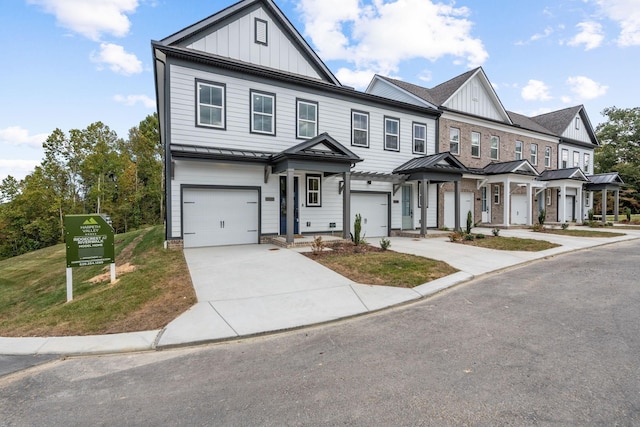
280, 176, 299, 235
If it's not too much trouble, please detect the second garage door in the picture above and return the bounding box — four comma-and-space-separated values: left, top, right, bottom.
182, 188, 259, 248
351, 193, 389, 238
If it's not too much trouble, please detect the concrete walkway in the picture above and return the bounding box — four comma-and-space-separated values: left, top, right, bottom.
2, 226, 639, 355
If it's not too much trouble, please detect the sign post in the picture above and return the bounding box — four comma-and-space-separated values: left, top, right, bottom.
64, 215, 115, 302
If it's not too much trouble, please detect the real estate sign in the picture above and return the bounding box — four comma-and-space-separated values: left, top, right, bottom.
64, 214, 114, 268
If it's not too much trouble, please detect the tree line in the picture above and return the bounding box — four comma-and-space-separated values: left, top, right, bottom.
0, 114, 163, 260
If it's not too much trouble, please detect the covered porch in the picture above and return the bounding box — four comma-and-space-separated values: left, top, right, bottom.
585, 172, 625, 223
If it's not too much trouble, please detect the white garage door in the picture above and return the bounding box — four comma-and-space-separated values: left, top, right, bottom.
511, 194, 528, 225
182, 188, 259, 248
444, 192, 474, 229
351, 193, 388, 238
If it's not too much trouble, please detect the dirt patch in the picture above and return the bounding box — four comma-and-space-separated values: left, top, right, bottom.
304, 241, 384, 259
87, 262, 137, 284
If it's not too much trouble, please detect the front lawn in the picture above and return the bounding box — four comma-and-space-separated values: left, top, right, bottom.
458, 236, 560, 251
305, 243, 457, 288
539, 229, 626, 237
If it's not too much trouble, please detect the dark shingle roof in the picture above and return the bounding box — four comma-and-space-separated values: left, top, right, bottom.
507, 111, 554, 135
428, 68, 479, 105
531, 105, 583, 135
538, 167, 588, 181
377, 75, 437, 105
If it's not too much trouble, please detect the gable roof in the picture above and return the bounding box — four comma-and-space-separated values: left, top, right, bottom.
507, 111, 555, 135
273, 132, 362, 163
158, 0, 341, 86
428, 68, 479, 106
531, 105, 583, 135
482, 160, 539, 176
538, 167, 588, 182
587, 172, 624, 185
393, 152, 468, 175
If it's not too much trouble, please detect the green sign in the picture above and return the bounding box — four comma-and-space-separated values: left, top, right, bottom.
64, 215, 114, 268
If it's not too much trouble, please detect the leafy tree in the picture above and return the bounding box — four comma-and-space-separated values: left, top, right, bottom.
595, 106, 640, 212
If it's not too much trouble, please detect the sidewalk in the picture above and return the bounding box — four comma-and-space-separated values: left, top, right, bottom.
2, 226, 638, 356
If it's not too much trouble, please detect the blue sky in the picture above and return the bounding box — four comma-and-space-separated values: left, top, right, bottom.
1, 0, 638, 183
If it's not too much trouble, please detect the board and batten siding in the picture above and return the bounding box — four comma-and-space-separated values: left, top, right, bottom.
561, 114, 592, 144
185, 6, 322, 81
444, 76, 507, 123
169, 63, 438, 174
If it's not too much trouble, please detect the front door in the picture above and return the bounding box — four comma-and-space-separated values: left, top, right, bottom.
280, 176, 299, 235
481, 186, 490, 223
402, 185, 412, 229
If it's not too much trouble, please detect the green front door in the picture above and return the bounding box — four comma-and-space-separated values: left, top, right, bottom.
402, 185, 412, 229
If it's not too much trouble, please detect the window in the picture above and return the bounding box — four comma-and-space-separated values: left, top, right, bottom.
584, 192, 590, 207
575, 117, 580, 130
584, 153, 591, 173
493, 185, 500, 204
546, 189, 552, 206
296, 99, 317, 139
561, 149, 569, 168
530, 143, 538, 165
413, 123, 427, 154
255, 18, 268, 45
481, 186, 488, 212
471, 132, 480, 157
306, 175, 321, 207
449, 127, 460, 154
490, 136, 500, 160
196, 80, 225, 128
251, 91, 275, 135
417, 180, 423, 208
573, 151, 580, 168
544, 146, 551, 168
515, 140, 523, 160
352, 111, 369, 147
384, 117, 400, 151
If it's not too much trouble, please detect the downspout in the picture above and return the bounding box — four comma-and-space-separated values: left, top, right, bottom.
152, 44, 171, 242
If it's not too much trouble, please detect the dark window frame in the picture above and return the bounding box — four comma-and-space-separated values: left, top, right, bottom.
351, 110, 369, 148
195, 79, 226, 130
296, 98, 318, 140
384, 116, 400, 152
250, 90, 276, 136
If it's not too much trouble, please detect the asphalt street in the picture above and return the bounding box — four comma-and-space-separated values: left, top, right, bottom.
1, 239, 639, 426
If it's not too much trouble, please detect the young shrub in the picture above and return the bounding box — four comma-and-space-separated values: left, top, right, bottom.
625, 207, 631, 222
352, 213, 366, 246
588, 209, 594, 222
311, 235, 325, 254
466, 210, 473, 235
561, 222, 569, 230
532, 223, 541, 232
606, 221, 613, 227
379, 237, 391, 251
475, 233, 485, 239
538, 209, 546, 227
492, 227, 500, 237
464, 233, 475, 241
449, 231, 464, 242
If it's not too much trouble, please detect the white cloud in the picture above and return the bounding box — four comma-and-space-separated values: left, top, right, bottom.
0, 127, 48, 149
113, 94, 156, 108
91, 43, 142, 75
335, 68, 377, 89
567, 21, 604, 50
521, 80, 552, 101
561, 95, 573, 103
596, 0, 640, 46
297, 0, 488, 88
530, 26, 554, 42
566, 76, 608, 100
28, 0, 138, 41
0, 159, 40, 182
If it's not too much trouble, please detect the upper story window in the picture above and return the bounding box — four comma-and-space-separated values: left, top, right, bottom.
575, 117, 580, 130
530, 143, 538, 165
196, 80, 225, 129
250, 90, 275, 135
352, 111, 369, 148
561, 149, 569, 168
384, 117, 400, 151
515, 140, 523, 160
544, 146, 551, 168
490, 136, 500, 160
573, 151, 580, 168
306, 174, 321, 207
449, 127, 460, 154
471, 131, 480, 158
296, 99, 317, 139
584, 153, 591, 173
255, 18, 268, 45
413, 123, 427, 154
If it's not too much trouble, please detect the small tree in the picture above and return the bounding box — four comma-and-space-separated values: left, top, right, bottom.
465, 210, 473, 234
351, 213, 366, 246
538, 209, 546, 227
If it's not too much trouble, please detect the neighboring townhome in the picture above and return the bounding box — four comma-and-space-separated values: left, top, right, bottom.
152, 0, 469, 248
367, 68, 600, 228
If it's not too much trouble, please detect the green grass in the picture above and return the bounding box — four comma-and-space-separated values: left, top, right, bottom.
541, 229, 626, 237
0, 225, 196, 337
312, 252, 458, 288
462, 236, 560, 251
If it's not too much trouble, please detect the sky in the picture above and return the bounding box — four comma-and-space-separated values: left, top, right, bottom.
1, 0, 639, 183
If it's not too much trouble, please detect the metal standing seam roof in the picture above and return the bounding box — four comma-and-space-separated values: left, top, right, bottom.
538, 167, 588, 181
482, 160, 539, 176
393, 152, 468, 174
586, 172, 624, 185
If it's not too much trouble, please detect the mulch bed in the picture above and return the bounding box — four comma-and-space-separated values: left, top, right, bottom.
303, 241, 384, 258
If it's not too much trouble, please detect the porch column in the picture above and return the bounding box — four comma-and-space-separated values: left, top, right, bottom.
526, 183, 533, 226
454, 180, 461, 231
559, 183, 567, 223
614, 189, 620, 221
601, 188, 607, 224
420, 179, 428, 237
342, 171, 351, 239
576, 188, 583, 224
504, 178, 511, 227
286, 168, 294, 244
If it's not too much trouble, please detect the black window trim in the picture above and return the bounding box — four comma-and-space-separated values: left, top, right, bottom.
195, 79, 227, 130
254, 18, 268, 46
296, 98, 318, 140
249, 89, 276, 136
384, 115, 400, 152
306, 174, 322, 207
351, 109, 370, 148
412, 121, 427, 155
